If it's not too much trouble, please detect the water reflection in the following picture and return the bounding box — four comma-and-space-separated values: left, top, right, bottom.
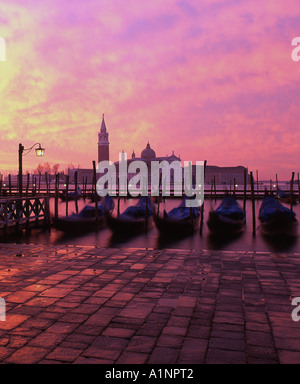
206, 232, 246, 251
260, 233, 298, 253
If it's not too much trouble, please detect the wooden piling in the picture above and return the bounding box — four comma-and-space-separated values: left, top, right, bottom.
45, 172, 49, 195
233, 177, 236, 197
298, 172, 300, 203
8, 174, 11, 196
199, 160, 207, 236
54, 173, 59, 220
65, 174, 69, 216
92, 161, 99, 225
256, 170, 259, 199
33, 176, 36, 196
74, 170, 79, 214
213, 175, 216, 202
157, 172, 162, 215
243, 168, 247, 214
290, 172, 295, 211
250, 171, 256, 236
84, 176, 88, 200
117, 176, 120, 217
26, 173, 30, 196
145, 194, 149, 231
38, 172, 41, 195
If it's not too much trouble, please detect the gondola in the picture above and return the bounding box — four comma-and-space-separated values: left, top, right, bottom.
153, 196, 200, 236
259, 195, 298, 236
207, 195, 246, 236
277, 188, 297, 205
53, 197, 114, 233
59, 187, 82, 201
104, 195, 153, 234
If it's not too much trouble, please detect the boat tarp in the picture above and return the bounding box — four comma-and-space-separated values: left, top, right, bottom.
122, 196, 153, 218
164, 197, 200, 220
259, 196, 296, 222
77, 203, 105, 218
215, 195, 245, 220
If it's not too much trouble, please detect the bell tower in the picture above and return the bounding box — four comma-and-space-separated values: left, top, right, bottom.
98, 114, 109, 163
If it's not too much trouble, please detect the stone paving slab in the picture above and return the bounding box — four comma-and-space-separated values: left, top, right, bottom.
0, 243, 300, 364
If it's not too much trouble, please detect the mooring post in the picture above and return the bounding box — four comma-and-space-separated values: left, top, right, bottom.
38, 172, 41, 195
65, 174, 69, 216
243, 168, 247, 214
290, 172, 295, 211
250, 171, 256, 237
8, 174, 11, 196
74, 171, 79, 215
256, 170, 259, 199
298, 172, 300, 203
45, 172, 49, 195
200, 160, 207, 236
54, 173, 59, 220
92, 161, 99, 225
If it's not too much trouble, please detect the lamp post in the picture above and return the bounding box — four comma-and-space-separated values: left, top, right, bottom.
18, 143, 45, 197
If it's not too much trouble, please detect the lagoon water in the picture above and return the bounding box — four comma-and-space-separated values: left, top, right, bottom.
3, 195, 300, 254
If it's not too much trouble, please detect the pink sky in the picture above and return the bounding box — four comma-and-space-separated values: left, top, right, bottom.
0, 0, 300, 180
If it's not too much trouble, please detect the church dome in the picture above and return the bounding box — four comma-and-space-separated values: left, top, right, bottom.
141, 142, 156, 159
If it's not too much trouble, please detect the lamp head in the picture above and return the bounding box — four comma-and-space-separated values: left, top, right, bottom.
35, 145, 45, 157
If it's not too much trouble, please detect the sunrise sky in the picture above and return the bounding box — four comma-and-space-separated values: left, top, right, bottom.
1, 0, 300, 180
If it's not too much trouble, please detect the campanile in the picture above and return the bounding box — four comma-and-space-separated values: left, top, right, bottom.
98, 114, 109, 163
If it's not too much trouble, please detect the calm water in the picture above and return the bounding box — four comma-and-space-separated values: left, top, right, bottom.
3, 196, 300, 253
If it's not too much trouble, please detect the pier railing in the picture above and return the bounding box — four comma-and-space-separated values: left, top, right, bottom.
0, 195, 50, 235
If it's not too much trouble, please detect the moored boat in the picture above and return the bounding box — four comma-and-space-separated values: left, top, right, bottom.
60, 187, 82, 201
53, 197, 114, 233
104, 195, 153, 234
277, 188, 297, 205
259, 195, 298, 236
207, 195, 246, 236
153, 196, 200, 236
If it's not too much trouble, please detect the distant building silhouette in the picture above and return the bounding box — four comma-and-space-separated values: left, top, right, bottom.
68, 117, 248, 187
98, 114, 109, 163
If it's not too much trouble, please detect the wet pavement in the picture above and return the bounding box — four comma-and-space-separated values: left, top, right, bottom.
0, 243, 300, 364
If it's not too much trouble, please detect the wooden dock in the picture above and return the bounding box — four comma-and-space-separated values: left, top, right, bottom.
0, 195, 50, 236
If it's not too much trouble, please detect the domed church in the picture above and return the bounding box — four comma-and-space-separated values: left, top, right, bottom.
68, 115, 248, 186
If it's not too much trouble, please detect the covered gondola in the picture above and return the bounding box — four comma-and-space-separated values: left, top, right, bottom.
153, 196, 200, 236
207, 195, 246, 236
104, 195, 153, 234
259, 195, 298, 236
53, 197, 114, 233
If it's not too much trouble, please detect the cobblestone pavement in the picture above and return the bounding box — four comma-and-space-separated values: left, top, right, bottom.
0, 243, 300, 364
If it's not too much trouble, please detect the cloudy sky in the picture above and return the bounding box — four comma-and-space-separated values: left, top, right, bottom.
0, 0, 300, 179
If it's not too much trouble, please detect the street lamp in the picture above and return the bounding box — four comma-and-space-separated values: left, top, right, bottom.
19, 143, 45, 196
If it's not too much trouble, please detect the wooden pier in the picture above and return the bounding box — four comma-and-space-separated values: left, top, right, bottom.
0, 195, 50, 236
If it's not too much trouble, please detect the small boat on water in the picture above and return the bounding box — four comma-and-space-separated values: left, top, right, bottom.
53, 197, 114, 233
207, 195, 246, 236
259, 195, 298, 236
60, 187, 82, 201
153, 196, 200, 236
104, 195, 153, 234
277, 188, 297, 205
